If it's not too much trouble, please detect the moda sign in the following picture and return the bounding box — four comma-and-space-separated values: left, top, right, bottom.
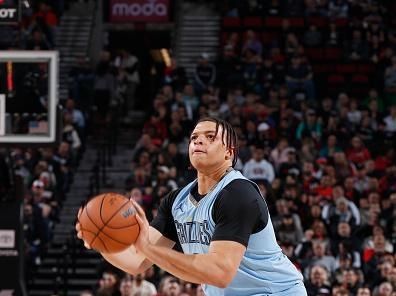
110, 0, 169, 22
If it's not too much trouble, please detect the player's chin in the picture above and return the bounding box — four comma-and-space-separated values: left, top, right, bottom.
190, 153, 206, 163
190, 159, 206, 170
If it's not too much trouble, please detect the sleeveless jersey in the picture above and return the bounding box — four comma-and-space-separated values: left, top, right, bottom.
171, 169, 304, 295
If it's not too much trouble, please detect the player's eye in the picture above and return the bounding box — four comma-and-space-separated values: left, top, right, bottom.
190, 135, 197, 141
207, 134, 214, 140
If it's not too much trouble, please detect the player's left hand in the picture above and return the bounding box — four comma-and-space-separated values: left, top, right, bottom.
131, 200, 150, 253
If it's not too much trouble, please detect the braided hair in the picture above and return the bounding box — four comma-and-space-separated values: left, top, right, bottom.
193, 117, 239, 167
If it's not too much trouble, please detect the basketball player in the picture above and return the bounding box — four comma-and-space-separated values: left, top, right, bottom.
76, 117, 307, 295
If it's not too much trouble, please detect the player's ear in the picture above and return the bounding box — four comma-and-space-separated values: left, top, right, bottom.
225, 147, 234, 160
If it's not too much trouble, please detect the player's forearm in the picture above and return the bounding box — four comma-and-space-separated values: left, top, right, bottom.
101, 245, 152, 275
142, 244, 231, 287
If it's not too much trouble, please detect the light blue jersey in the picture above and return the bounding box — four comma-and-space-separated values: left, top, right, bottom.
171, 170, 306, 296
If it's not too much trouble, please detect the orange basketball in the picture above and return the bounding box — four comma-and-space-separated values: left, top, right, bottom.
77, 193, 140, 253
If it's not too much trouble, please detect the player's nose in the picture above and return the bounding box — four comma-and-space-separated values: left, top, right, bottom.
193, 135, 204, 145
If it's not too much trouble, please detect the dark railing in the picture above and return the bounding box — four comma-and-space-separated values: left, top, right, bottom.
88, 105, 120, 198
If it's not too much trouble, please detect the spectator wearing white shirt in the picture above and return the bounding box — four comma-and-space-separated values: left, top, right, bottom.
270, 138, 290, 171
353, 163, 370, 194
131, 272, 157, 296
114, 49, 140, 115
322, 196, 361, 236
243, 146, 275, 183
64, 99, 85, 130
383, 105, 396, 132
347, 99, 362, 126
305, 240, 337, 278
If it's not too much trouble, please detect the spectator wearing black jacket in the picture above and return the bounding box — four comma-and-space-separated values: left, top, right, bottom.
193, 53, 216, 95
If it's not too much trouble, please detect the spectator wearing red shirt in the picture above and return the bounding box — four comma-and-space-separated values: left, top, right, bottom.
374, 149, 394, 174
314, 174, 334, 202
346, 136, 371, 165
143, 112, 168, 146
33, 2, 58, 28
33, 2, 58, 46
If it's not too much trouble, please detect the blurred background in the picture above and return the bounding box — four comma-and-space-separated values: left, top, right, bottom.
0, 0, 395, 295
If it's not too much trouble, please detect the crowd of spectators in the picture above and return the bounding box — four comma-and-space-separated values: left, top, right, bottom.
0, 98, 87, 275
67, 47, 141, 129
82, 269, 208, 296
0, 0, 90, 280
221, 0, 393, 21
0, 0, 89, 50
90, 1, 396, 296
0, 0, 62, 50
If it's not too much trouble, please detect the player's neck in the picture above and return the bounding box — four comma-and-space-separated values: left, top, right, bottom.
197, 165, 232, 195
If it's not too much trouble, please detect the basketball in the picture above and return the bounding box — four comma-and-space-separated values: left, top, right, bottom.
77, 193, 140, 253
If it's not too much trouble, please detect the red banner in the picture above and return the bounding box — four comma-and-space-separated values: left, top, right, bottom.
110, 0, 169, 23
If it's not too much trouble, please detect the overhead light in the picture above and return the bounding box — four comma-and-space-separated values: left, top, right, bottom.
160, 48, 171, 67
23, 0, 30, 8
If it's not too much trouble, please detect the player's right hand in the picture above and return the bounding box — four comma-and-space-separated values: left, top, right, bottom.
75, 222, 92, 249
76, 207, 91, 249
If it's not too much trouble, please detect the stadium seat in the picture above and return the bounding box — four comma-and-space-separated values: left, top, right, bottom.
243, 17, 263, 28
334, 18, 348, 27
305, 48, 324, 61
327, 74, 346, 84
327, 74, 346, 94
288, 17, 305, 28
336, 64, 357, 74
357, 63, 375, 74
265, 17, 283, 28
324, 48, 342, 60
312, 64, 336, 74
306, 16, 328, 28
222, 17, 241, 28
351, 74, 369, 84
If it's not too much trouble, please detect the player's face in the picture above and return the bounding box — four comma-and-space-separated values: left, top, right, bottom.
189, 121, 232, 172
